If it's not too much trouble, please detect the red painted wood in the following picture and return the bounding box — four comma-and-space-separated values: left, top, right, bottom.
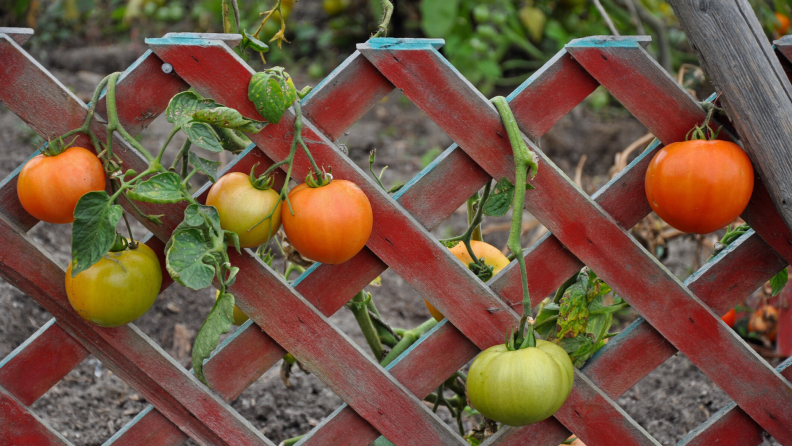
359, 43, 792, 444
777, 284, 792, 357
0, 27, 34, 45
0, 385, 70, 446
0, 319, 88, 406
301, 51, 394, 141
106, 407, 190, 446
677, 359, 792, 446
0, 215, 272, 446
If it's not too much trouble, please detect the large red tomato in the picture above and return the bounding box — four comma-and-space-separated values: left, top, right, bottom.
645, 140, 753, 234
721, 308, 736, 328
282, 179, 373, 264
17, 146, 106, 224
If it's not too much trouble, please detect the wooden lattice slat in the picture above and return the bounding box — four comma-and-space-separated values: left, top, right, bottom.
1, 29, 792, 446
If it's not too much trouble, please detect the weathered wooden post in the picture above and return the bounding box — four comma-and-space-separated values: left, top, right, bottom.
669, 0, 792, 237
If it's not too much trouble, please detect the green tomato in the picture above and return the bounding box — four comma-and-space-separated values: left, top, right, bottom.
470, 37, 488, 53
205, 172, 283, 249
491, 10, 508, 26
467, 340, 574, 426
476, 24, 499, 41
473, 4, 491, 23
65, 243, 162, 327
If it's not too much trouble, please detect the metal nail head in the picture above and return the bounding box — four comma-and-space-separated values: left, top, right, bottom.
161, 63, 173, 74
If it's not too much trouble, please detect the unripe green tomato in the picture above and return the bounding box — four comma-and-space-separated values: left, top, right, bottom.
168, 4, 185, 22
65, 243, 162, 328
154, 6, 170, 22
476, 24, 499, 41
307, 62, 325, 79
143, 1, 157, 16
467, 340, 574, 426
491, 10, 508, 26
205, 172, 283, 249
470, 37, 488, 53
473, 4, 491, 23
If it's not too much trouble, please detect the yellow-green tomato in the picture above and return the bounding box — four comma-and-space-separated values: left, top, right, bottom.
206, 172, 282, 248
65, 243, 162, 327
467, 340, 574, 426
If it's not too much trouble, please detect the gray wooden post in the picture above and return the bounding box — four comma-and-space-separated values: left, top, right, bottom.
669, 0, 792, 236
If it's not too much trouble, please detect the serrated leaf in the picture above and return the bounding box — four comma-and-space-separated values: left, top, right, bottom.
483, 178, 515, 217
192, 107, 267, 134
166, 91, 221, 128
71, 191, 124, 276
771, 268, 788, 297
558, 333, 597, 368
556, 271, 591, 339
193, 291, 235, 385
166, 228, 216, 290
248, 68, 297, 124
183, 122, 224, 153
188, 152, 221, 183
127, 172, 185, 203
240, 29, 269, 52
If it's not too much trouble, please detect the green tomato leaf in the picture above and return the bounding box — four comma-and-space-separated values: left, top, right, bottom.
166, 91, 221, 128
483, 178, 515, 217
420, 0, 460, 38
240, 29, 269, 52
166, 227, 216, 290
224, 229, 241, 254
771, 268, 788, 297
535, 302, 559, 338
556, 270, 591, 339
558, 333, 597, 368
248, 68, 298, 124
192, 291, 235, 385
181, 204, 223, 235
373, 437, 397, 446
224, 266, 240, 288
188, 152, 221, 183
192, 107, 267, 134
183, 122, 224, 153
71, 191, 124, 276
127, 172, 185, 204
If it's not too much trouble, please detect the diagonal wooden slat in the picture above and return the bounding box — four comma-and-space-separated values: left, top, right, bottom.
0, 384, 71, 446
148, 36, 659, 446
0, 319, 88, 406
359, 39, 792, 444
0, 28, 34, 44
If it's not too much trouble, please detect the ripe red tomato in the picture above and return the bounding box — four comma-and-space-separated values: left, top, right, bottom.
425, 240, 511, 321
645, 140, 753, 234
206, 172, 282, 248
65, 243, 162, 327
281, 179, 373, 264
721, 308, 736, 328
775, 12, 790, 34
17, 146, 106, 224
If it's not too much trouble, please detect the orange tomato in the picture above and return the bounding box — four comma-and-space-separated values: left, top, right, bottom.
17, 146, 106, 224
281, 179, 373, 264
721, 308, 736, 328
775, 12, 790, 34
645, 140, 753, 234
425, 240, 511, 321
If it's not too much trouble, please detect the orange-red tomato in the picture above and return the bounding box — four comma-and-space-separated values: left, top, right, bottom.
425, 240, 511, 321
17, 146, 106, 224
721, 308, 736, 328
776, 12, 790, 34
206, 172, 282, 248
282, 179, 373, 264
645, 140, 753, 234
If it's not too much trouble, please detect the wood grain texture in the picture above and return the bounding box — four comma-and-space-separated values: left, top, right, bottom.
0, 385, 71, 446
360, 41, 792, 444
0, 214, 272, 446
0, 27, 34, 44
668, 0, 792, 240
0, 319, 88, 406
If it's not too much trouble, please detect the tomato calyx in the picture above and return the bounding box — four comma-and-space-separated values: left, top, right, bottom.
249, 164, 276, 191
40, 135, 79, 157
304, 168, 333, 188
687, 100, 723, 141
506, 322, 537, 350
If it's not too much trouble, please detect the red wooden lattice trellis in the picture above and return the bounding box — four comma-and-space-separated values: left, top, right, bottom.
1, 28, 792, 446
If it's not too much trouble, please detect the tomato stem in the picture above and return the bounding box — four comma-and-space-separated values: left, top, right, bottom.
372, 0, 394, 37
439, 182, 492, 276
347, 291, 385, 360
467, 191, 483, 242
380, 318, 438, 367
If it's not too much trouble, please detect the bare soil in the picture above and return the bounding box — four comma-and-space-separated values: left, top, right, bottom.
0, 59, 781, 446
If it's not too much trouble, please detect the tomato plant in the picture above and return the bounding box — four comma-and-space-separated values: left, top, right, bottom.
206, 171, 282, 248
65, 241, 162, 327
217, 290, 249, 326
721, 308, 736, 328
467, 339, 574, 426
17, 146, 106, 224
282, 178, 373, 264
425, 240, 510, 321
645, 111, 754, 234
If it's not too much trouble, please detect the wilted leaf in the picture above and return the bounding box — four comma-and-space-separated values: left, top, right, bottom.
166, 91, 221, 128
193, 291, 235, 385
188, 152, 221, 183
127, 172, 185, 203
71, 191, 123, 276
183, 122, 224, 153
193, 107, 267, 134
